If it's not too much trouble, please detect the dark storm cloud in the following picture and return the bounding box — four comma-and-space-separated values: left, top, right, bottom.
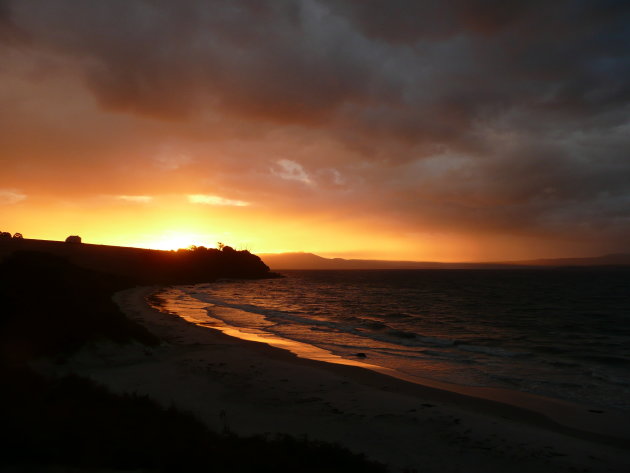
0, 0, 20, 41
2, 0, 629, 252
6, 0, 627, 132
5, 0, 381, 122
325, 0, 630, 134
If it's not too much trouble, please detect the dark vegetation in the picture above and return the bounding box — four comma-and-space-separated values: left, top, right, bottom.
0, 251, 158, 362
170, 244, 274, 281
0, 235, 275, 283
1, 367, 384, 472
0, 250, 385, 472
0, 230, 22, 239
65, 234, 82, 243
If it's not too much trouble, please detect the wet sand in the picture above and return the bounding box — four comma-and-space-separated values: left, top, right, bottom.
39, 286, 630, 472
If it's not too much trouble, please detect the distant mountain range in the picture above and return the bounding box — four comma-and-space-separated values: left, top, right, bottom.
258, 252, 630, 270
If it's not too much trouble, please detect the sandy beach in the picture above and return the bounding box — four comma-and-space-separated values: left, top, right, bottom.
39, 286, 630, 473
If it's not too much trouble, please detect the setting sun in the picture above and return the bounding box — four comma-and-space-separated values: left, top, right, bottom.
1, 0, 627, 263
139, 231, 220, 251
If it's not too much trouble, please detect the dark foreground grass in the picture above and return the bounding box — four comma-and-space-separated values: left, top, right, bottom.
0, 365, 384, 473
0, 252, 387, 472
0, 251, 159, 363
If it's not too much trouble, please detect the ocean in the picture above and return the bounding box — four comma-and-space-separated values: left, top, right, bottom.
158, 269, 630, 411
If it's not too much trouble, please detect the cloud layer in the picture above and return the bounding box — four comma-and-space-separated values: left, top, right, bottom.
1, 0, 629, 258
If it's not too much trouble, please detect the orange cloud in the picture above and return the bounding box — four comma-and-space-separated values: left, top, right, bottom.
1, 0, 628, 261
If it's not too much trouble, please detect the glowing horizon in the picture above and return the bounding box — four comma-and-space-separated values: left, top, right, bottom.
1, 2, 628, 263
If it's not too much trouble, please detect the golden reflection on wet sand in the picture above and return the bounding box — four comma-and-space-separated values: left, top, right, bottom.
158, 287, 382, 370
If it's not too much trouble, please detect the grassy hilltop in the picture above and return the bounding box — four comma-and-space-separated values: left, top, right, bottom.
0, 236, 273, 283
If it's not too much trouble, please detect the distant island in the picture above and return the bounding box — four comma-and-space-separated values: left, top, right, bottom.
258, 252, 630, 270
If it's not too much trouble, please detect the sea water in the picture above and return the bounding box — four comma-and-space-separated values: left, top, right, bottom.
159, 269, 630, 410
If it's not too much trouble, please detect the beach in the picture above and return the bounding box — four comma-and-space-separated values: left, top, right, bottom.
36, 286, 630, 473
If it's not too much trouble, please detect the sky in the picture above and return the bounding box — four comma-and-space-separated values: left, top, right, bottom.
1, 0, 629, 261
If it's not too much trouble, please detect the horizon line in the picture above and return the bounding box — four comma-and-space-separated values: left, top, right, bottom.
3, 236, 627, 266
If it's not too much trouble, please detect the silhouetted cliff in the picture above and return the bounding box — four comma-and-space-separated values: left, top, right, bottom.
0, 238, 274, 284
169, 245, 273, 282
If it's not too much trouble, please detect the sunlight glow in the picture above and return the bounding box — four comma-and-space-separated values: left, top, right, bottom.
188, 194, 250, 207
140, 231, 220, 251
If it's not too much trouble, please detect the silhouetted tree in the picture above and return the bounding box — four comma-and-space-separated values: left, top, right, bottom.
65, 235, 82, 244
166, 243, 271, 281
12, 233, 23, 239
0, 231, 11, 239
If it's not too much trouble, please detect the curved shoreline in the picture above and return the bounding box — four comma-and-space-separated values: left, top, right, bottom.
40, 284, 624, 472
149, 286, 630, 447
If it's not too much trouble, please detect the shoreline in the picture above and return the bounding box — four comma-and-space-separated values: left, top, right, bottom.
152, 286, 630, 445
40, 285, 630, 472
